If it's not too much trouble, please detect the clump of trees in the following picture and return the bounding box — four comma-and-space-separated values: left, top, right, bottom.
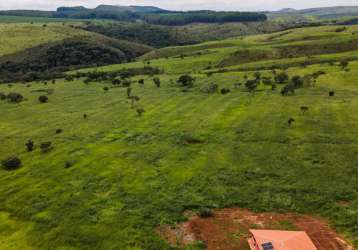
1, 156, 22, 170
6, 93, 24, 103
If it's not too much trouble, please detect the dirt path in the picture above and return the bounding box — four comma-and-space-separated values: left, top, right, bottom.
157, 208, 355, 250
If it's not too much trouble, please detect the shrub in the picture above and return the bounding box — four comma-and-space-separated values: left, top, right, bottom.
275, 71, 289, 84
340, 60, 349, 69
153, 77, 161, 88
291, 76, 304, 88
202, 83, 218, 93
122, 80, 131, 87
329, 91, 335, 97
7, 93, 24, 103
0, 92, 6, 100
281, 84, 295, 96
112, 78, 121, 85
245, 80, 259, 93
83, 114, 88, 119
1, 157, 22, 170
65, 160, 76, 169
103, 87, 109, 91
198, 208, 214, 218
221, 88, 231, 95
288, 118, 295, 127
40, 142, 53, 153
38, 95, 49, 103
138, 79, 144, 85
136, 108, 145, 116
56, 129, 63, 134
177, 75, 195, 88
25, 139, 34, 152
127, 87, 132, 98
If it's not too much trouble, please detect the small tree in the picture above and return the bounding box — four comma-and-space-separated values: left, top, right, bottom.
177, 75, 195, 88
153, 77, 161, 88
25, 139, 34, 152
38, 95, 49, 103
291, 75, 304, 88
112, 79, 121, 85
130, 96, 140, 108
0, 92, 6, 100
40, 142, 53, 153
253, 72, 261, 81
281, 84, 296, 96
245, 80, 259, 94
340, 60, 349, 69
127, 87, 132, 98
7, 93, 23, 103
275, 72, 289, 84
138, 79, 144, 85
136, 108, 145, 116
288, 118, 295, 127
221, 88, 231, 95
103, 87, 109, 92
1, 156, 22, 170
329, 91, 335, 97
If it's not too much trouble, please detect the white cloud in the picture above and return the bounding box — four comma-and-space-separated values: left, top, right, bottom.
0, 0, 358, 11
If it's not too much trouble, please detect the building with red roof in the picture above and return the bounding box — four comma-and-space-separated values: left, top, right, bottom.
248, 229, 318, 250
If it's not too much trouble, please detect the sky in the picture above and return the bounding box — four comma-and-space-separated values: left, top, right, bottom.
0, 0, 358, 11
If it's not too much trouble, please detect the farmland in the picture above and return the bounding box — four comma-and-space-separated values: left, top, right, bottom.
0, 22, 358, 250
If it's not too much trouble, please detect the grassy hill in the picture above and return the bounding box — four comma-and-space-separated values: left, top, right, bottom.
0, 23, 153, 82
0, 24, 358, 249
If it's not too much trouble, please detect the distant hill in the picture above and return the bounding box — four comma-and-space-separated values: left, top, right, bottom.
0, 5, 267, 25
272, 6, 358, 19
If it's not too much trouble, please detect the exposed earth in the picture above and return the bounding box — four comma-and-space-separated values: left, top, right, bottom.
158, 208, 355, 250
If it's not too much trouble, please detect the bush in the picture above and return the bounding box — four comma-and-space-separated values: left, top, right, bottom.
329, 91, 335, 97
281, 84, 295, 96
25, 139, 34, 152
40, 142, 53, 153
103, 87, 109, 91
153, 77, 161, 88
1, 156, 22, 170
177, 75, 195, 88
56, 129, 63, 134
202, 83, 218, 93
7, 93, 24, 103
221, 88, 231, 94
138, 79, 144, 85
245, 80, 259, 93
275, 72, 289, 84
198, 208, 214, 218
38, 95, 49, 103
0, 92, 6, 100
136, 108, 145, 116
291, 75, 304, 88
65, 160, 76, 169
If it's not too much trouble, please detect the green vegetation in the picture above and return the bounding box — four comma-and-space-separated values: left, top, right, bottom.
0, 22, 358, 250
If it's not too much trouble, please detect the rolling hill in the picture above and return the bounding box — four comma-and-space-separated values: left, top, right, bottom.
0, 24, 357, 249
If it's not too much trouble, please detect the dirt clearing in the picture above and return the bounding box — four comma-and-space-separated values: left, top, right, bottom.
157, 208, 355, 250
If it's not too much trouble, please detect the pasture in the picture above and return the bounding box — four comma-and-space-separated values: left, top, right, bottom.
0, 24, 358, 249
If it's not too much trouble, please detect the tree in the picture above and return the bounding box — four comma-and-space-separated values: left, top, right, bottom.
136, 108, 145, 116
130, 96, 140, 108
274, 72, 289, 84
221, 88, 231, 94
112, 78, 121, 85
253, 72, 261, 81
7, 93, 23, 103
177, 75, 195, 88
1, 156, 22, 170
127, 87, 132, 98
25, 140, 34, 152
245, 79, 259, 93
40, 142, 53, 153
340, 60, 349, 69
281, 84, 295, 96
103, 87, 109, 92
288, 118, 295, 127
153, 77, 161, 88
300, 106, 309, 114
38, 95, 49, 103
291, 75, 304, 88
138, 79, 144, 85
0, 92, 6, 100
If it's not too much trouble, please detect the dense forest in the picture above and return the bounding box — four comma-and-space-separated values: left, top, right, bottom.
0, 5, 267, 25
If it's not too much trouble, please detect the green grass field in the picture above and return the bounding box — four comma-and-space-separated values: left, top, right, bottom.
0, 24, 358, 249
0, 23, 91, 57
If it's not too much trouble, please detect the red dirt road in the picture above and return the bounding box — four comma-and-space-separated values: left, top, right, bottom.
158, 208, 354, 250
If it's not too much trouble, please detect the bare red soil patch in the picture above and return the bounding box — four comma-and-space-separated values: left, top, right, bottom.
157, 208, 355, 250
